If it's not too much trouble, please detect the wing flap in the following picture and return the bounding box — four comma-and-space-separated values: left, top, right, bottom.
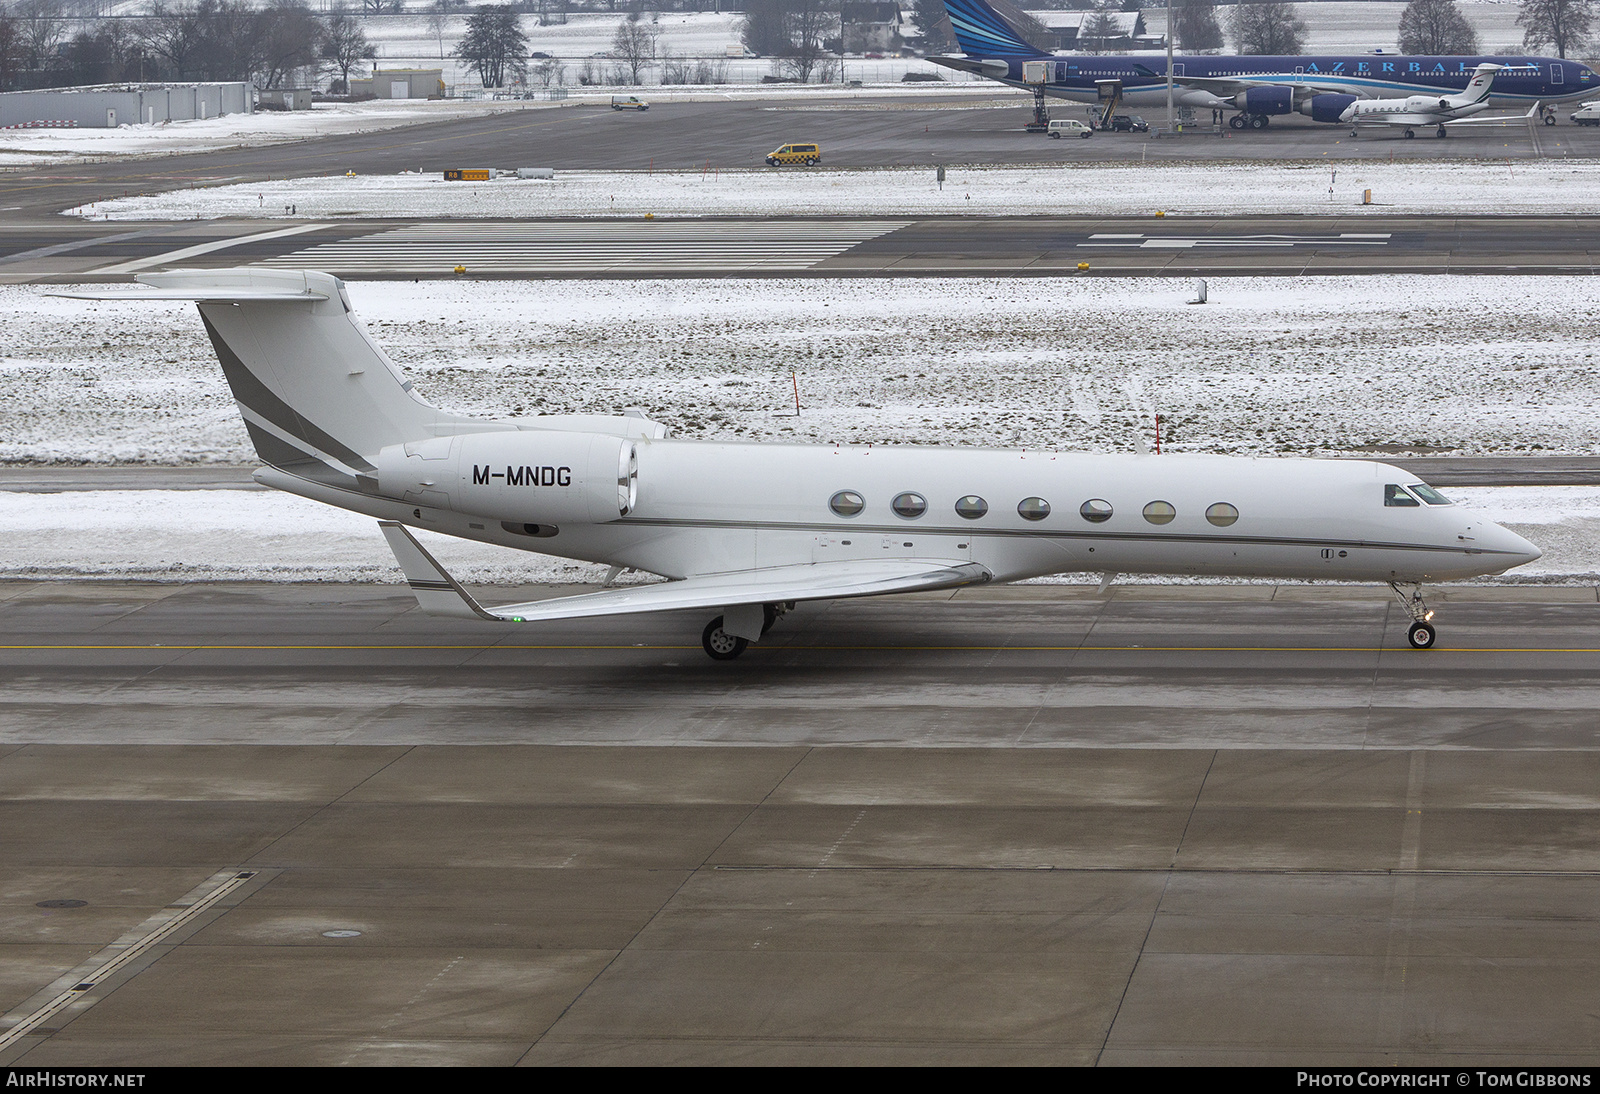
378, 521, 993, 624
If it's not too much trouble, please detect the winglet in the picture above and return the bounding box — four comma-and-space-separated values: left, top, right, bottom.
378, 521, 501, 621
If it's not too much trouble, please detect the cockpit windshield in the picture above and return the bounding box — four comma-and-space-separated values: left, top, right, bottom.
1407, 483, 1452, 506
1384, 484, 1420, 507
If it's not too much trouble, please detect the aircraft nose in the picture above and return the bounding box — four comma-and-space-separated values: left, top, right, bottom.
1483, 522, 1543, 567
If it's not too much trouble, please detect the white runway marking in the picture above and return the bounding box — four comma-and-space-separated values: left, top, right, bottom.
1080, 232, 1394, 249
258, 220, 908, 273
94, 222, 332, 273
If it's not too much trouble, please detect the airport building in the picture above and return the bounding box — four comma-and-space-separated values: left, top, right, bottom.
0, 82, 252, 129
348, 69, 445, 100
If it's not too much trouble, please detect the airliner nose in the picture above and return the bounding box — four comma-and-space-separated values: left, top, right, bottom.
1339, 104, 1357, 122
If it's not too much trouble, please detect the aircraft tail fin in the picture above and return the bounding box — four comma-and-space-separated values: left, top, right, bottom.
60, 269, 475, 491
939, 0, 1050, 60
1458, 62, 1502, 105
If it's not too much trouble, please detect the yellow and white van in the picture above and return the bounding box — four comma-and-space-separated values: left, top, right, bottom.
766, 143, 822, 166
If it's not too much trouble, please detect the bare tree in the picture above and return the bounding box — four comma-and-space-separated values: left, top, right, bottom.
779, 0, 835, 82
1227, 1, 1308, 54
426, 0, 449, 60
1517, 0, 1594, 57
322, 12, 375, 91
1172, 0, 1224, 52
138, 3, 204, 80
533, 55, 564, 87
1398, 0, 1481, 53
14, 0, 68, 73
254, 0, 325, 89
611, 12, 657, 84
0, 10, 21, 90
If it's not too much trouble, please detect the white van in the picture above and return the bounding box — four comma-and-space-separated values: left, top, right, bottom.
1046, 119, 1093, 139
1570, 101, 1600, 125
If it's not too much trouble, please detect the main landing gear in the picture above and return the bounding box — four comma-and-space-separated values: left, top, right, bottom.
700, 603, 790, 660
1229, 114, 1271, 130
1390, 582, 1437, 649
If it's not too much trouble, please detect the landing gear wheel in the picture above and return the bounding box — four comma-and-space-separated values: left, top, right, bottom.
1250, 114, 1269, 129
701, 616, 748, 660
1407, 621, 1437, 649
1404, 129, 1416, 138
1545, 113, 1557, 125
1436, 126, 1448, 138
1229, 114, 1247, 130
1351, 127, 1358, 136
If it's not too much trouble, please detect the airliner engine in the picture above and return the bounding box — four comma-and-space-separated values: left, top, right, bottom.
1299, 93, 1359, 122
375, 431, 638, 524
1234, 85, 1294, 115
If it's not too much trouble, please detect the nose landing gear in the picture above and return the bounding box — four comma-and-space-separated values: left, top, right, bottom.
1390, 582, 1437, 648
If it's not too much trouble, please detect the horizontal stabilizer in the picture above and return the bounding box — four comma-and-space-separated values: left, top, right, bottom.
378, 521, 993, 624
52, 269, 331, 304
50, 288, 330, 303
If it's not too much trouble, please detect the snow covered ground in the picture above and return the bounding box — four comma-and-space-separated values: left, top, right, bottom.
7, 275, 1599, 468
68, 159, 1600, 221
0, 97, 538, 168
0, 484, 1591, 584
1142, 1, 1535, 56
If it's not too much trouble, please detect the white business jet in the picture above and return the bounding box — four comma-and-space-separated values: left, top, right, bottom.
62, 270, 1541, 658
1341, 63, 1529, 137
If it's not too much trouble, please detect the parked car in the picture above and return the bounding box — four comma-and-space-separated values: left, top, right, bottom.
767, 142, 822, 165
611, 95, 649, 111
1046, 119, 1092, 139
1571, 101, 1600, 125
1104, 114, 1150, 133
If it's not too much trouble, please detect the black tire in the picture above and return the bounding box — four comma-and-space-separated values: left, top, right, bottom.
1407, 621, 1437, 650
1229, 114, 1247, 130
762, 604, 778, 636
1436, 127, 1448, 138
1404, 129, 1416, 139
702, 616, 749, 660
1544, 114, 1556, 125
1251, 115, 1269, 129
1049, 132, 1060, 138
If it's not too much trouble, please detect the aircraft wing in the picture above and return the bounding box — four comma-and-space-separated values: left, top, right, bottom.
378, 521, 993, 623
1440, 103, 1542, 126
1169, 74, 1356, 99
1360, 103, 1540, 127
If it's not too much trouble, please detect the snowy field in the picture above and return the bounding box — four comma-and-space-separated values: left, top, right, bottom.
1, 483, 1592, 584
70, 159, 1600, 221
0, 97, 538, 168
8, 275, 1599, 468
1143, 1, 1537, 56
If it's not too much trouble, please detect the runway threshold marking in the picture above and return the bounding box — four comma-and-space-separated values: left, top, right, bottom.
6, 643, 1600, 653
92, 222, 331, 274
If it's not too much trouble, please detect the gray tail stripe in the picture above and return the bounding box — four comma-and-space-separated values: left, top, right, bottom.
242, 421, 360, 490
199, 311, 376, 473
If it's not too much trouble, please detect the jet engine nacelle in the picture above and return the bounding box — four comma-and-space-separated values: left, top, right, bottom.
375, 430, 638, 523
1299, 93, 1359, 123
1403, 94, 1448, 112
1234, 85, 1294, 115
